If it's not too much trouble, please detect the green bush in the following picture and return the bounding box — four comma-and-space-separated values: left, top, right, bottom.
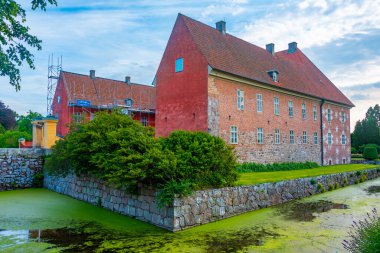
45, 111, 238, 206
32, 172, 44, 188
158, 131, 238, 205
0, 130, 31, 148
351, 153, 363, 159
351, 147, 357, 154
363, 145, 378, 160
237, 161, 319, 173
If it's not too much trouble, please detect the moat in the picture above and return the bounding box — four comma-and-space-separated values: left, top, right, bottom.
1, 178, 380, 252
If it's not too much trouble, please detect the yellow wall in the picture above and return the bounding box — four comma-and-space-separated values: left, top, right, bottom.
32, 118, 60, 149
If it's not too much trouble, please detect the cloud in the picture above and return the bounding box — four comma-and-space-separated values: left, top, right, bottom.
240, 0, 380, 50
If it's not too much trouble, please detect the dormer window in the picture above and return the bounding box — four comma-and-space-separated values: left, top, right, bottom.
268, 70, 279, 82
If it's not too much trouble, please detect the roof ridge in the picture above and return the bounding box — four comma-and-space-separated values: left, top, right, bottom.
61, 70, 154, 88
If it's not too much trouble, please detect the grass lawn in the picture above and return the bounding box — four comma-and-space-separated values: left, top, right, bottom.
236, 164, 379, 186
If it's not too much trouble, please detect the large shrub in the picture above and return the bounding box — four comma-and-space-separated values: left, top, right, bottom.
45, 112, 238, 206
157, 131, 238, 205
363, 145, 378, 160
45, 111, 175, 191
0, 130, 31, 148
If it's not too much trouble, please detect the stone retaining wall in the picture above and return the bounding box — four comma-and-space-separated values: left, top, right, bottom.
172, 169, 380, 230
0, 148, 45, 191
45, 168, 380, 231
44, 174, 174, 230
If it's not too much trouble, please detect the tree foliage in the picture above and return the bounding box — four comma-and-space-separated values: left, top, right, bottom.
0, 130, 31, 147
45, 111, 238, 206
352, 105, 380, 149
0, 100, 16, 130
16, 110, 42, 134
0, 0, 57, 90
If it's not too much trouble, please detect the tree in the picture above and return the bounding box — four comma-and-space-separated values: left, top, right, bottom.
0, 0, 57, 91
366, 104, 380, 123
0, 100, 16, 130
0, 130, 31, 148
16, 110, 42, 135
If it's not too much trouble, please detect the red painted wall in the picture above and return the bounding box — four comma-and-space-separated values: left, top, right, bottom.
52, 76, 155, 137
155, 15, 209, 137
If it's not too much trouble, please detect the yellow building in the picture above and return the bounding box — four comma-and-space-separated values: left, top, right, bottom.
32, 117, 61, 149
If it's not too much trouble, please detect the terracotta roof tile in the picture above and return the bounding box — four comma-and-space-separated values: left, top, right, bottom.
61, 71, 156, 111
180, 14, 354, 107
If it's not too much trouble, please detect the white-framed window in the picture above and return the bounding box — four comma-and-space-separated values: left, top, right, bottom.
272, 72, 278, 82
257, 94, 263, 112
341, 112, 346, 123
288, 101, 294, 117
175, 57, 183, 72
275, 129, 280, 144
290, 130, 294, 144
328, 132, 332, 145
313, 105, 317, 121
230, 126, 238, 144
73, 112, 82, 123
257, 128, 264, 144
341, 134, 346, 145
237, 89, 244, 110
274, 97, 279, 115
141, 115, 148, 126
302, 131, 307, 144
57, 96, 61, 104
302, 103, 306, 119
327, 108, 332, 122
314, 132, 318, 144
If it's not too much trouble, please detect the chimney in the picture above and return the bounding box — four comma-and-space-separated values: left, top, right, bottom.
125, 76, 131, 84
216, 20, 226, 35
288, 42, 297, 53
266, 43, 275, 55
89, 69, 95, 79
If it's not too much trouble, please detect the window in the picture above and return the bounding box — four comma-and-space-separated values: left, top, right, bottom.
55, 113, 58, 119
274, 97, 279, 115
343, 158, 346, 164
290, 130, 294, 144
341, 112, 346, 123
230, 126, 238, 144
257, 128, 263, 144
175, 58, 183, 72
237, 89, 244, 110
288, 101, 294, 117
313, 105, 317, 121
57, 96, 61, 104
272, 72, 278, 82
141, 116, 148, 126
314, 132, 318, 144
257, 94, 263, 112
341, 134, 346, 145
328, 132, 332, 145
302, 131, 307, 144
302, 103, 306, 119
73, 112, 82, 123
327, 108, 332, 122
275, 129, 280, 144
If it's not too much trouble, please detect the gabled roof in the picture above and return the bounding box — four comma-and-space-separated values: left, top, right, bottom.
60, 71, 156, 111
179, 14, 354, 107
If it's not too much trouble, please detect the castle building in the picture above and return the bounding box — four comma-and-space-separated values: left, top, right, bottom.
52, 70, 156, 137
155, 14, 354, 165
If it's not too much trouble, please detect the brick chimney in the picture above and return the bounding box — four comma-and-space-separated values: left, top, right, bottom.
89, 70, 95, 79
216, 20, 226, 35
125, 76, 131, 84
288, 42, 297, 53
266, 43, 275, 55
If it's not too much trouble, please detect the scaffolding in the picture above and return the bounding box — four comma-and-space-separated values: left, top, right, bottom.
47, 55, 62, 116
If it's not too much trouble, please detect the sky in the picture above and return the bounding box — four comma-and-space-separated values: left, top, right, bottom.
0, 0, 379, 131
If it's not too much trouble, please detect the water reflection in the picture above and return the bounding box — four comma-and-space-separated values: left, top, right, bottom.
365, 185, 380, 194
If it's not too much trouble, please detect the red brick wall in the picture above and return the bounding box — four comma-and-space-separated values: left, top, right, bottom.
155, 15, 209, 137
52, 77, 70, 136
321, 103, 351, 165
208, 76, 322, 164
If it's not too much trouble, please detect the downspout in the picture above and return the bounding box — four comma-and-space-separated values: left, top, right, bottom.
320, 99, 325, 165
